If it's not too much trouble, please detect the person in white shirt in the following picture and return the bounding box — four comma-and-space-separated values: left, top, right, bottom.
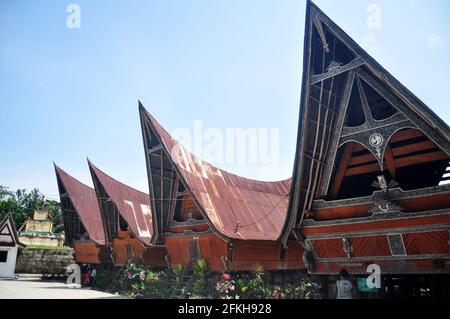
336, 269, 353, 299
89, 267, 97, 289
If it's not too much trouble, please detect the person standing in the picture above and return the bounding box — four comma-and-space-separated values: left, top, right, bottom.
83, 271, 90, 287
90, 267, 97, 289
336, 269, 353, 299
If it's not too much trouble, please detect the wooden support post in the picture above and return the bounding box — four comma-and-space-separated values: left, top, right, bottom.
384, 145, 396, 178
328, 143, 354, 199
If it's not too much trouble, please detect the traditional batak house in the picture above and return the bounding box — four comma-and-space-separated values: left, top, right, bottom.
55, 164, 111, 264
88, 160, 167, 267
279, 1, 450, 297
139, 103, 305, 273
0, 214, 25, 278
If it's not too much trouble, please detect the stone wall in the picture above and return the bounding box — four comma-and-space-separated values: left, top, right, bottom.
15, 247, 75, 275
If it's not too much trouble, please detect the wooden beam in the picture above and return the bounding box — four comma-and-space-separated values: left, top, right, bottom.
356, 76, 373, 123
395, 151, 449, 168
384, 146, 396, 178
313, 14, 330, 53
311, 57, 365, 84
349, 154, 377, 166
389, 129, 424, 143
391, 140, 436, 157
345, 150, 448, 176
352, 143, 369, 152
329, 143, 354, 199
345, 163, 380, 176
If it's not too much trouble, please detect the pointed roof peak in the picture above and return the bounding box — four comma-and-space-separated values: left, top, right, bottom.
55, 164, 106, 245
138, 100, 155, 118
53, 162, 61, 170
88, 159, 153, 245
55, 164, 94, 190
88, 159, 149, 198
139, 101, 159, 123
0, 213, 25, 247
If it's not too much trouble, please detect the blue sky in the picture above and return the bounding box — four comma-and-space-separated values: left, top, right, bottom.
1, 0, 449, 199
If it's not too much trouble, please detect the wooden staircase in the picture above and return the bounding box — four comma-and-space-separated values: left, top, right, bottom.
170, 266, 194, 299
106, 261, 129, 292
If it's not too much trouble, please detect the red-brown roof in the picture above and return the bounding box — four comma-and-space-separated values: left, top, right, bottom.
141, 105, 291, 241
54, 164, 106, 245
88, 161, 153, 245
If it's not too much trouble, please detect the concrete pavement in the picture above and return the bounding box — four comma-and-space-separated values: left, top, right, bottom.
0, 275, 125, 299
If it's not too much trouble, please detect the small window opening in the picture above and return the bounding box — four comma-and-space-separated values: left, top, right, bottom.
0, 251, 8, 263
119, 214, 129, 231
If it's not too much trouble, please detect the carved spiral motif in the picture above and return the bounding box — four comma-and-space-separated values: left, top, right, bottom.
369, 133, 384, 147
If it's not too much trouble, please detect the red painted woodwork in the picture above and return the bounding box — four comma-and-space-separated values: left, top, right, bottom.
112, 237, 145, 266
168, 223, 209, 234
142, 246, 168, 268
313, 259, 450, 275
165, 233, 228, 271
303, 214, 450, 235
233, 241, 281, 261
73, 241, 102, 264
351, 236, 391, 257
314, 204, 372, 221
397, 194, 450, 212
403, 231, 450, 255
311, 239, 347, 259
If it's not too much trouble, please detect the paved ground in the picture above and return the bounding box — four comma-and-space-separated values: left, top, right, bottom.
0, 275, 124, 299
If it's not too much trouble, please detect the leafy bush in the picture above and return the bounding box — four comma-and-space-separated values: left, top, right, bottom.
193, 258, 208, 278
92, 265, 112, 290
185, 258, 213, 298
216, 273, 238, 299
279, 281, 309, 299
172, 264, 184, 283
113, 263, 171, 298
106, 261, 311, 299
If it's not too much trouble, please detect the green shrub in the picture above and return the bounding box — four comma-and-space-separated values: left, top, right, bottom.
172, 264, 184, 283
193, 258, 208, 278
106, 261, 311, 299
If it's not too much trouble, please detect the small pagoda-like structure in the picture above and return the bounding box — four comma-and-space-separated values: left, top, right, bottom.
19, 210, 64, 247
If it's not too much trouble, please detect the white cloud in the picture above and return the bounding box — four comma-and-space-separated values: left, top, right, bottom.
426, 33, 444, 49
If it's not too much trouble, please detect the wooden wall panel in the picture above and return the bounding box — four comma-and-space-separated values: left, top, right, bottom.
142, 246, 168, 267
112, 238, 145, 266
314, 204, 372, 220
304, 214, 450, 235
165, 233, 228, 271
351, 236, 391, 257
228, 240, 305, 271
313, 194, 450, 221
313, 259, 450, 275
403, 231, 450, 255
398, 195, 450, 213
168, 224, 209, 234
73, 242, 101, 264
311, 239, 347, 258
284, 241, 304, 261
233, 241, 281, 260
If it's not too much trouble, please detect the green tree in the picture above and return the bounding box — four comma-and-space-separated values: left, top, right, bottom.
46, 199, 64, 233
0, 186, 28, 229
